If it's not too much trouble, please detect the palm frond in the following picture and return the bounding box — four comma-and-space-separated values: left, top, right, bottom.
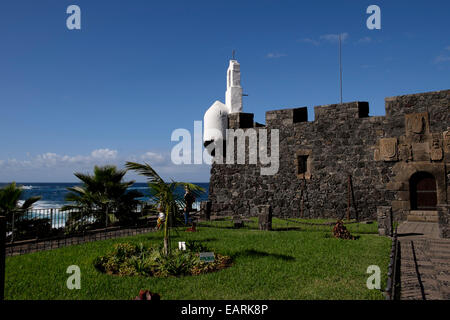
125, 162, 163, 183
66, 186, 88, 196
21, 196, 41, 211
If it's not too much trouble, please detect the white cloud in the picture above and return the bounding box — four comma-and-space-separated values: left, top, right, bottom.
0, 149, 211, 182
91, 148, 117, 159
361, 64, 374, 69
298, 38, 320, 46
266, 53, 287, 59
357, 36, 372, 44
319, 32, 349, 43
0, 149, 119, 170
434, 54, 450, 64
141, 151, 165, 163
299, 33, 349, 46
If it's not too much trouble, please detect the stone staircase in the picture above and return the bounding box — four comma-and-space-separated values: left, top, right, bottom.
407, 210, 439, 223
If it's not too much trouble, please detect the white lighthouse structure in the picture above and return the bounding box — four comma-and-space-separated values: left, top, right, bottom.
203, 58, 244, 153
225, 60, 243, 114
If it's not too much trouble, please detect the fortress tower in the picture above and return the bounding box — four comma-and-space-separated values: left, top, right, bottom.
225, 60, 243, 114
203, 59, 248, 155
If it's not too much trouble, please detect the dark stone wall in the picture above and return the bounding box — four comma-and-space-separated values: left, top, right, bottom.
208, 89, 450, 220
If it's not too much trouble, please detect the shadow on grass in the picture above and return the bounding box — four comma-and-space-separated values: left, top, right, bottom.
173, 237, 219, 243
232, 249, 295, 261
272, 227, 306, 232
354, 232, 378, 236
323, 234, 361, 240
142, 231, 220, 242
198, 223, 309, 232
196, 223, 256, 231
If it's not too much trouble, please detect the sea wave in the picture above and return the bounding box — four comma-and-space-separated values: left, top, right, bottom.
20, 185, 34, 190
27, 200, 67, 210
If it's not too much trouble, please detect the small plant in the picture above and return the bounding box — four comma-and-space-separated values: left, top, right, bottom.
185, 240, 208, 253
134, 290, 161, 300
94, 242, 231, 277
157, 250, 197, 277
332, 220, 356, 240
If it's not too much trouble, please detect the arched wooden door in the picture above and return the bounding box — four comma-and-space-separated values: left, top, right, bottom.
410, 172, 437, 210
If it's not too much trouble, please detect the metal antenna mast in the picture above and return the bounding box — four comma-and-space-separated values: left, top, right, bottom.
339, 34, 343, 104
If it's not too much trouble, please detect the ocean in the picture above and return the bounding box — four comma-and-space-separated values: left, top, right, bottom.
0, 182, 210, 210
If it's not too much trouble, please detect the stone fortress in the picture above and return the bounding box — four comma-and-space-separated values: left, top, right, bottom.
202, 59, 450, 238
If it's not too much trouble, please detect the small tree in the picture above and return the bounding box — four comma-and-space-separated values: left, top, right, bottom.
0, 182, 41, 242
62, 165, 143, 229
125, 161, 204, 255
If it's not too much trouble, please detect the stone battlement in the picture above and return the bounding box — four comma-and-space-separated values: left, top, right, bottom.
261, 89, 449, 129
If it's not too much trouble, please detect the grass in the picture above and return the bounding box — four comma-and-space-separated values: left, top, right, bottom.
5, 218, 391, 300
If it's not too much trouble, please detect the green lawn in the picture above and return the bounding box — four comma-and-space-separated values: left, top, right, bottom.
5, 218, 391, 300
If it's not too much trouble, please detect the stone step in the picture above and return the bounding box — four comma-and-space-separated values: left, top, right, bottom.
407, 211, 439, 222
409, 210, 438, 217
407, 216, 439, 222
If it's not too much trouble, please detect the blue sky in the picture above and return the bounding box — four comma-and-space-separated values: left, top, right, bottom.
0, 0, 449, 182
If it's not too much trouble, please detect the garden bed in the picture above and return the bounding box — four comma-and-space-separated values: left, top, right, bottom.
94, 242, 232, 277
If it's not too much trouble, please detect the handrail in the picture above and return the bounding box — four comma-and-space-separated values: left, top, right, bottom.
385, 227, 399, 300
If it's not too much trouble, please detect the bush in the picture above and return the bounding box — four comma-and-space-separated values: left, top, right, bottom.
10, 218, 52, 241
94, 242, 231, 277
185, 240, 208, 252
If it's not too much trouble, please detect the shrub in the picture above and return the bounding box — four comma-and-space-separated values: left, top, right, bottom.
12, 218, 52, 241
185, 240, 208, 253
94, 242, 231, 277
332, 220, 356, 240
156, 250, 197, 277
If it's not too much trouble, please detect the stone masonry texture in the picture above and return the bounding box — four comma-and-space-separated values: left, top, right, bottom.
208, 89, 450, 221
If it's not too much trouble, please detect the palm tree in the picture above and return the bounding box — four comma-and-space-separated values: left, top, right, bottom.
61, 165, 143, 229
0, 182, 41, 242
125, 161, 205, 255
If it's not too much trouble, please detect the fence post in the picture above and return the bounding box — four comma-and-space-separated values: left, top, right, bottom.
257, 205, 272, 231
1, 216, 6, 301
11, 212, 14, 244
200, 201, 211, 221
347, 175, 351, 221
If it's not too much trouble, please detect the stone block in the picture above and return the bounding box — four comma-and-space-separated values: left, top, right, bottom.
405, 112, 430, 135
379, 138, 398, 161
200, 201, 211, 221
233, 218, 244, 228
228, 112, 254, 129
257, 205, 272, 231
443, 130, 450, 153
391, 200, 409, 213
377, 206, 393, 236
437, 205, 450, 238
396, 191, 410, 201
386, 182, 404, 191
411, 142, 430, 161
